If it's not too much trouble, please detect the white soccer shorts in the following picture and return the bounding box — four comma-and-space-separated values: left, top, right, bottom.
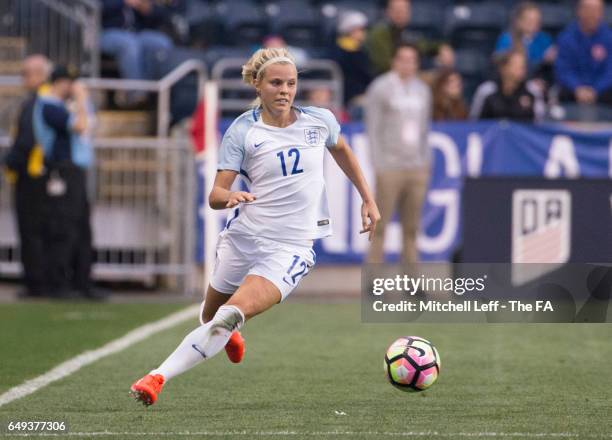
210, 231, 316, 300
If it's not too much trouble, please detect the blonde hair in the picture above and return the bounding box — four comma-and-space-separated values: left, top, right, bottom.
242, 47, 296, 107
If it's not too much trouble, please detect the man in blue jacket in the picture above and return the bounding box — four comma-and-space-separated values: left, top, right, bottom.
555, 0, 612, 105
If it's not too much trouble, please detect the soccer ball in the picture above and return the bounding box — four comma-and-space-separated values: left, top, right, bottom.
384, 336, 441, 392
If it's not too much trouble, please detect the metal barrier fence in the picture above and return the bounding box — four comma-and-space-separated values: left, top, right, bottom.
0, 61, 208, 294
0, 136, 19, 274
0, 0, 100, 76
92, 136, 195, 289
0, 136, 196, 292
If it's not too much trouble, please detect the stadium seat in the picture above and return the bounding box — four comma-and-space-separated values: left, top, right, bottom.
186, 0, 224, 47
149, 47, 210, 124
204, 46, 253, 69
446, 3, 508, 53
216, 0, 269, 46
0, 1, 14, 37
538, 2, 573, 38
0, 37, 26, 75
454, 48, 494, 100
410, 0, 446, 40
0, 85, 25, 137
266, 0, 323, 47
555, 103, 612, 123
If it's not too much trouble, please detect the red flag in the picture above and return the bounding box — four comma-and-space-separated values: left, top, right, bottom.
190, 99, 205, 154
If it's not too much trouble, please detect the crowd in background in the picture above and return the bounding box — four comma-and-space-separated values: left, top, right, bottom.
98, 0, 612, 122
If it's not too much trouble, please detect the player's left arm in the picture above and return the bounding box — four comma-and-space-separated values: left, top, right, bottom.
329, 135, 380, 241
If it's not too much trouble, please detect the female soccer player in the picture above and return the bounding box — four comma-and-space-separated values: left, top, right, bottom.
130, 47, 380, 405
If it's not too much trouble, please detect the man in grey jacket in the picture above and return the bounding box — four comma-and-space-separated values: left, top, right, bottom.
365, 43, 432, 264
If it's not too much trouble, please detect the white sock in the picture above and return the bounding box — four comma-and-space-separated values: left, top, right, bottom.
151, 305, 245, 381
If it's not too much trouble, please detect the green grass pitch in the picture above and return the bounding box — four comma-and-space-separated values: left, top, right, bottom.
1, 302, 611, 439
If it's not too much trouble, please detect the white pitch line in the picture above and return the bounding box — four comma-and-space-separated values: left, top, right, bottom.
0, 305, 199, 408
3, 431, 612, 438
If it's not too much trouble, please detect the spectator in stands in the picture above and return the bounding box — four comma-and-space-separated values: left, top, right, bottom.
307, 87, 348, 123
471, 50, 545, 122
330, 11, 373, 108
100, 0, 174, 106
421, 43, 457, 86
367, 0, 455, 75
432, 69, 468, 121
262, 35, 309, 66
33, 67, 102, 300
494, 2, 556, 76
3, 55, 51, 298
365, 43, 431, 264
555, 0, 612, 105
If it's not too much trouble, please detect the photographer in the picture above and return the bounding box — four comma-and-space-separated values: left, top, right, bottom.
33, 67, 100, 299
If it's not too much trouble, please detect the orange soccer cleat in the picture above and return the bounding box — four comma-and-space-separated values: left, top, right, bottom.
225, 331, 245, 363
130, 374, 165, 406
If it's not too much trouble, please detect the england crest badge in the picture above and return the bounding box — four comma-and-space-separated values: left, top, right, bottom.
304, 128, 321, 145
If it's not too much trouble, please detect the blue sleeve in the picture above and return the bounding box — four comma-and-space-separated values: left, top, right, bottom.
304, 107, 341, 148
217, 116, 249, 172
540, 32, 553, 49
554, 31, 581, 91
532, 32, 553, 61
594, 31, 612, 93
41, 103, 70, 132
494, 32, 512, 54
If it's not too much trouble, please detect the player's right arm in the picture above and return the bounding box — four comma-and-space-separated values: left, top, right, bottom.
212, 113, 257, 209
209, 170, 255, 210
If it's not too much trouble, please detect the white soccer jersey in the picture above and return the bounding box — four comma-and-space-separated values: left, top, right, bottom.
217, 106, 341, 240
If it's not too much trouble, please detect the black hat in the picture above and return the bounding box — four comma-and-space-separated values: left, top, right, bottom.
50, 66, 76, 82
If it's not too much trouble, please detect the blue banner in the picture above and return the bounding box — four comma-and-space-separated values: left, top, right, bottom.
197, 121, 611, 263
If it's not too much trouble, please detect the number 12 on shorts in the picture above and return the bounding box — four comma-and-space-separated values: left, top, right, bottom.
282, 255, 310, 286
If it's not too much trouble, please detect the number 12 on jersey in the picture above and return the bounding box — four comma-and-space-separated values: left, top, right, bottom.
277, 148, 304, 176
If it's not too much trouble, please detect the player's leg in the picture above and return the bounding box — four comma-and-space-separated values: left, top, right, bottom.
200, 286, 245, 363
224, 274, 281, 319
130, 276, 279, 405
154, 275, 279, 378
131, 233, 249, 405
130, 234, 311, 406
150, 300, 247, 379
201, 285, 230, 323
130, 299, 245, 405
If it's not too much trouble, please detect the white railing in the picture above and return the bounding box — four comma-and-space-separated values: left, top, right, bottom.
0, 60, 208, 138
0, 61, 209, 294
